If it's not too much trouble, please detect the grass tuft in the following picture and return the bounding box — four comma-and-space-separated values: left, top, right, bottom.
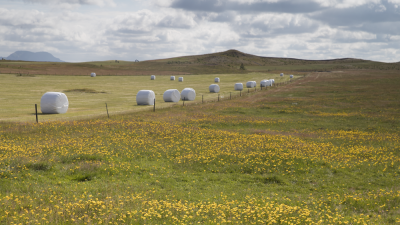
26, 162, 51, 171
63, 88, 106, 93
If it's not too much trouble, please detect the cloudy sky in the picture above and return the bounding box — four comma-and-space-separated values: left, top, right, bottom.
1, 0, 399, 62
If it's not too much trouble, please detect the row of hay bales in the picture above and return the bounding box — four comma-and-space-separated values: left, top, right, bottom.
151, 75, 222, 83
280, 73, 294, 79
40, 74, 290, 113
151, 75, 184, 82
136, 88, 196, 105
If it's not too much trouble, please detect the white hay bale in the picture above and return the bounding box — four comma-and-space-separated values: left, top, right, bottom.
280, 73, 284, 76
290, 75, 294, 78
234, 83, 243, 91
209, 84, 220, 93
90, 72, 96, 77
215, 77, 220, 83
246, 81, 256, 88
136, 90, 155, 105
181, 88, 196, 101
170, 76, 175, 81
260, 80, 272, 87
40, 92, 69, 114
271, 79, 275, 85
260, 80, 267, 87
163, 89, 180, 102
179, 77, 184, 82
151, 75, 156, 80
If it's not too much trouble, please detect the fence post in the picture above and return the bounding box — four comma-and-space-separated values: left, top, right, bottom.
153, 99, 155, 112
35, 104, 38, 123
105, 103, 109, 118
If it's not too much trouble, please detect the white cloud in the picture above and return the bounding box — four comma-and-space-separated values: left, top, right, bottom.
316, 27, 377, 41
375, 4, 386, 12
314, 0, 382, 8
22, 0, 116, 7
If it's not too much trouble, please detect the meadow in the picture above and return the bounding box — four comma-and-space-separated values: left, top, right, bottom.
0, 68, 399, 224
0, 73, 291, 122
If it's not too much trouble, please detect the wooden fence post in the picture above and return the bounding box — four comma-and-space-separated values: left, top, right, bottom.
105, 103, 109, 118
35, 104, 38, 123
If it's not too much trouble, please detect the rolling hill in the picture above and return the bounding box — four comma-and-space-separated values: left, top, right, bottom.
0, 49, 399, 76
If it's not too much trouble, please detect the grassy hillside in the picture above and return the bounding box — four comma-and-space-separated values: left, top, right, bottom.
1, 50, 399, 76
0, 69, 399, 224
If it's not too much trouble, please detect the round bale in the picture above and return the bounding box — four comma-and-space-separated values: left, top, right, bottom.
151, 75, 156, 80
234, 83, 243, 91
163, 89, 180, 102
209, 84, 220, 93
179, 77, 184, 82
136, 90, 155, 105
260, 80, 272, 87
215, 77, 220, 83
290, 75, 294, 79
90, 72, 96, 77
280, 73, 284, 76
181, 88, 196, 101
170, 76, 175, 81
246, 81, 256, 88
40, 92, 69, 114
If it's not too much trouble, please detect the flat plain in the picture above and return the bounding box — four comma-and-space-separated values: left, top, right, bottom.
0, 73, 290, 122
0, 51, 399, 224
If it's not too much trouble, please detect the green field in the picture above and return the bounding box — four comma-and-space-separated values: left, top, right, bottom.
0, 73, 293, 122
0, 59, 400, 224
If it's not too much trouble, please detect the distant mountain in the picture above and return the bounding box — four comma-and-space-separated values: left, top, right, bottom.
6, 51, 64, 62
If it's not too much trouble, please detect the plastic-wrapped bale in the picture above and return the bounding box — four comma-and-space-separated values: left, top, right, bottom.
280, 73, 284, 76
209, 84, 220, 93
136, 90, 155, 105
246, 81, 256, 88
271, 79, 275, 85
179, 77, 184, 82
260, 80, 267, 87
90, 72, 96, 77
181, 88, 196, 101
214, 77, 220, 83
40, 92, 69, 114
151, 75, 156, 80
260, 80, 272, 87
163, 89, 180, 102
170, 76, 175, 81
234, 83, 243, 91
290, 75, 294, 79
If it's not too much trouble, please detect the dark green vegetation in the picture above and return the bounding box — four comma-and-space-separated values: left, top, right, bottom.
1, 49, 399, 76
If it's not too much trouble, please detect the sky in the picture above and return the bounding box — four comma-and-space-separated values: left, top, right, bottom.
1, 0, 399, 62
